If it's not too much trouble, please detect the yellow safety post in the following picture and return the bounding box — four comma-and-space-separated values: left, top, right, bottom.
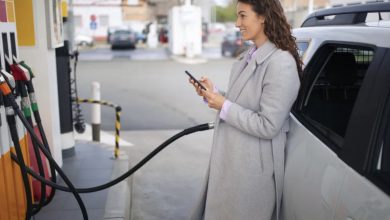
75, 98, 122, 158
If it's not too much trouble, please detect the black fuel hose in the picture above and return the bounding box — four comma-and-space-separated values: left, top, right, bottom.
18, 80, 47, 214
4, 97, 33, 220
13, 122, 215, 194
5, 94, 89, 220
33, 105, 57, 206
25, 80, 57, 206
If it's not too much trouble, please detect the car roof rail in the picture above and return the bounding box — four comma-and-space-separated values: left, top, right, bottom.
301, 1, 390, 27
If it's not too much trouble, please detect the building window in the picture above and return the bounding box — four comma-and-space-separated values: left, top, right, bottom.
74, 15, 82, 28
99, 15, 109, 27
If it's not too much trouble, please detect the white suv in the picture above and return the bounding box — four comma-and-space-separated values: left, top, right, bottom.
282, 2, 390, 220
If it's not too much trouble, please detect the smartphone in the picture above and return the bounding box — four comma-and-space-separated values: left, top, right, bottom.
185, 70, 207, 90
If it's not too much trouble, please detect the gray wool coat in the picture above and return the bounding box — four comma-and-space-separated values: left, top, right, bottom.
189, 41, 300, 220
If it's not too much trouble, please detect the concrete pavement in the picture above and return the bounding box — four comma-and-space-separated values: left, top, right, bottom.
120, 128, 213, 220
34, 126, 213, 220
34, 140, 131, 220
76, 58, 234, 130
78, 45, 223, 62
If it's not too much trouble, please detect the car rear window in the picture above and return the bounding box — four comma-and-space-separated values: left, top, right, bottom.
300, 45, 375, 148
115, 30, 131, 35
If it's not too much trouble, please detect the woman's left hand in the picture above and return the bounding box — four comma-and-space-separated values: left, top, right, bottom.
201, 90, 226, 110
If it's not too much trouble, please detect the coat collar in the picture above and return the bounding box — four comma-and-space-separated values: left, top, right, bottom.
227, 40, 278, 102
253, 40, 277, 65
237, 40, 277, 62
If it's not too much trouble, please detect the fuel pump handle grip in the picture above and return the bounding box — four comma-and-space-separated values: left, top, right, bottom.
0, 75, 12, 95
0, 70, 16, 90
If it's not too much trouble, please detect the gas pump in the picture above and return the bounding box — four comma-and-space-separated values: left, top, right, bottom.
0, 69, 34, 220
0, 74, 89, 220
169, 0, 202, 57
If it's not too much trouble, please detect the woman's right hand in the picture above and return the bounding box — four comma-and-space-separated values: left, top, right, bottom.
189, 76, 214, 96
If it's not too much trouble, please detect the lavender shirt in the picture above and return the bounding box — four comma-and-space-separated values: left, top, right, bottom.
219, 46, 258, 120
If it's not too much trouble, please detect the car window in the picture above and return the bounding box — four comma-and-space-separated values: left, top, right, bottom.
114, 30, 131, 35
300, 45, 374, 148
296, 41, 310, 58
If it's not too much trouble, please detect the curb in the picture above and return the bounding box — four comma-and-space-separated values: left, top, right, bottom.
104, 152, 132, 220
171, 55, 208, 64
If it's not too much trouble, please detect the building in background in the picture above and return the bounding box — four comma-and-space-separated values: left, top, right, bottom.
148, 0, 179, 23
282, 0, 330, 28
73, 0, 214, 42
73, 0, 183, 41
73, 0, 123, 41
121, 0, 152, 32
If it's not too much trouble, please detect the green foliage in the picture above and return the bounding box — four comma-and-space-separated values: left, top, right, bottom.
214, 3, 237, 22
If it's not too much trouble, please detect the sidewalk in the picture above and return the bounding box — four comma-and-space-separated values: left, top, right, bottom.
34, 127, 213, 220
34, 140, 131, 220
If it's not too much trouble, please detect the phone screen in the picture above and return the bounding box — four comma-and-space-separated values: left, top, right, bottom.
185, 70, 207, 90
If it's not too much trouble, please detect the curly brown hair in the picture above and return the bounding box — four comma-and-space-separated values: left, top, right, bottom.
237, 0, 303, 77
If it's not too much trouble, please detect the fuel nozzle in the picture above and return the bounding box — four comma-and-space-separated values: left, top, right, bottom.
74, 121, 86, 134
9, 61, 39, 115
71, 49, 79, 62
19, 60, 35, 79
11, 56, 31, 82
0, 74, 12, 97
0, 69, 16, 91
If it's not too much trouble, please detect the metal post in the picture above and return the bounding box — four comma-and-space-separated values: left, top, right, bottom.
91, 82, 101, 142
308, 0, 314, 14
68, 0, 75, 50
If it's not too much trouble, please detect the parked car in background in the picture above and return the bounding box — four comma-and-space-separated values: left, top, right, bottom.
221, 31, 251, 57
282, 2, 390, 220
75, 35, 94, 47
107, 25, 129, 43
208, 22, 226, 33
110, 30, 137, 49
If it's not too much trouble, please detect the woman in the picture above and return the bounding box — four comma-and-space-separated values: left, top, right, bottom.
189, 0, 302, 219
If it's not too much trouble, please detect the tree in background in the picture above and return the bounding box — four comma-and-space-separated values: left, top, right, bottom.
214, 2, 236, 22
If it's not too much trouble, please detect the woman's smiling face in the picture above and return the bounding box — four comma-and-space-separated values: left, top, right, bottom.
235, 2, 266, 45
